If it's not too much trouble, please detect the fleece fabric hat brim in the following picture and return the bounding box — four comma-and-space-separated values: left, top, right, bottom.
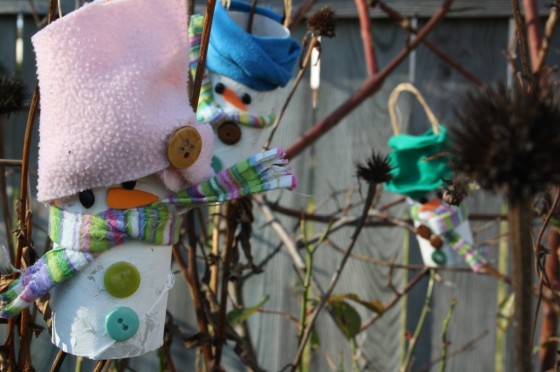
33, 0, 213, 202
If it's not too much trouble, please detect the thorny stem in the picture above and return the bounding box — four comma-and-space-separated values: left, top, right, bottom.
291, 180, 378, 370
509, 197, 534, 372
400, 270, 436, 372
191, 0, 217, 111
263, 35, 319, 151
373, 0, 482, 86
439, 299, 457, 372
355, 0, 378, 75
285, 0, 453, 160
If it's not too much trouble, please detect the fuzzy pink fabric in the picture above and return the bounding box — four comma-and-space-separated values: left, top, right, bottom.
33, 0, 214, 202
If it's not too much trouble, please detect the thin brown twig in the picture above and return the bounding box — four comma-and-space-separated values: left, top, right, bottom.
291, 179, 378, 370
93, 360, 107, 372
285, 0, 453, 160
328, 240, 510, 281
14, 86, 40, 372
258, 308, 300, 326
522, 0, 543, 72
49, 350, 67, 372
191, 0, 217, 110
246, 0, 258, 33
288, 0, 316, 30
0, 159, 22, 167
373, 0, 482, 85
174, 212, 214, 368
263, 35, 319, 150
419, 330, 490, 372
511, 0, 532, 77
355, 0, 378, 75
0, 117, 14, 260
533, 187, 560, 369
535, 1, 559, 74
360, 268, 430, 331
213, 201, 238, 368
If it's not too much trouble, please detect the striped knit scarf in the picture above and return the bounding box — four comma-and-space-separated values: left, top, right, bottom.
410, 199, 487, 272
189, 15, 275, 129
0, 149, 296, 318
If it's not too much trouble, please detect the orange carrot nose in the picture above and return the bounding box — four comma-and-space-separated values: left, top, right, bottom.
222, 87, 247, 112
106, 188, 159, 209
419, 198, 442, 212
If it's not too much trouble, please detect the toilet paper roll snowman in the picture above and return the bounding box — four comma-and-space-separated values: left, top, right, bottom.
0, 0, 295, 360
189, 1, 301, 172
409, 196, 486, 271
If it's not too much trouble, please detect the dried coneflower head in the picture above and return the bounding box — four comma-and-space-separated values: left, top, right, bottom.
306, 6, 336, 38
356, 151, 393, 183
451, 83, 560, 201
0, 76, 27, 115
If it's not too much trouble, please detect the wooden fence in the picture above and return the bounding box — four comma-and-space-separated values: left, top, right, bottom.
0, 0, 559, 371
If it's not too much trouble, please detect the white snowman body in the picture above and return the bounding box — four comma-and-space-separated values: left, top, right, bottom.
50, 175, 175, 359
207, 9, 292, 171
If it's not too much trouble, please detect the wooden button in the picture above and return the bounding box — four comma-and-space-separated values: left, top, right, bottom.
166, 126, 203, 169
217, 122, 242, 145
429, 235, 444, 249
415, 225, 431, 240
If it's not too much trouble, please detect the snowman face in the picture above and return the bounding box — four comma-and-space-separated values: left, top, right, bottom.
54, 174, 171, 214
208, 73, 283, 172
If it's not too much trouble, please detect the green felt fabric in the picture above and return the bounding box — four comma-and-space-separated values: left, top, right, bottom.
385, 125, 452, 200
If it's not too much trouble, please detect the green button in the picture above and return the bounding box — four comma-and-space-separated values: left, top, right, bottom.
105, 307, 139, 341
431, 250, 447, 266
104, 262, 141, 298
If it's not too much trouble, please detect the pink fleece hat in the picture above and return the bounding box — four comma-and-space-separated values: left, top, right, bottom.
33, 0, 214, 202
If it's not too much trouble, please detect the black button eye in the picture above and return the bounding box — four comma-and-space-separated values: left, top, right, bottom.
241, 93, 252, 105
122, 180, 137, 190
214, 83, 225, 94
78, 189, 95, 209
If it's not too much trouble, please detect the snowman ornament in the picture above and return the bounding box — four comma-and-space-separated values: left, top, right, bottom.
0, 0, 296, 360
189, 1, 301, 172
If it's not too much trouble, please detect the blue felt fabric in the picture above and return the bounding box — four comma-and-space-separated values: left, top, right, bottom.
207, 0, 301, 91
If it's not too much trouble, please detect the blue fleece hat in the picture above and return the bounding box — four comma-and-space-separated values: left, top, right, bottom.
207, 1, 302, 91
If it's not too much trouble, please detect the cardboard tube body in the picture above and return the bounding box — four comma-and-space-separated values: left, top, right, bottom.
51, 240, 174, 359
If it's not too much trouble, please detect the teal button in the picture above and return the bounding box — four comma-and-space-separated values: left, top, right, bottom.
105, 307, 139, 341
211, 156, 223, 173
104, 261, 141, 298
431, 250, 447, 266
